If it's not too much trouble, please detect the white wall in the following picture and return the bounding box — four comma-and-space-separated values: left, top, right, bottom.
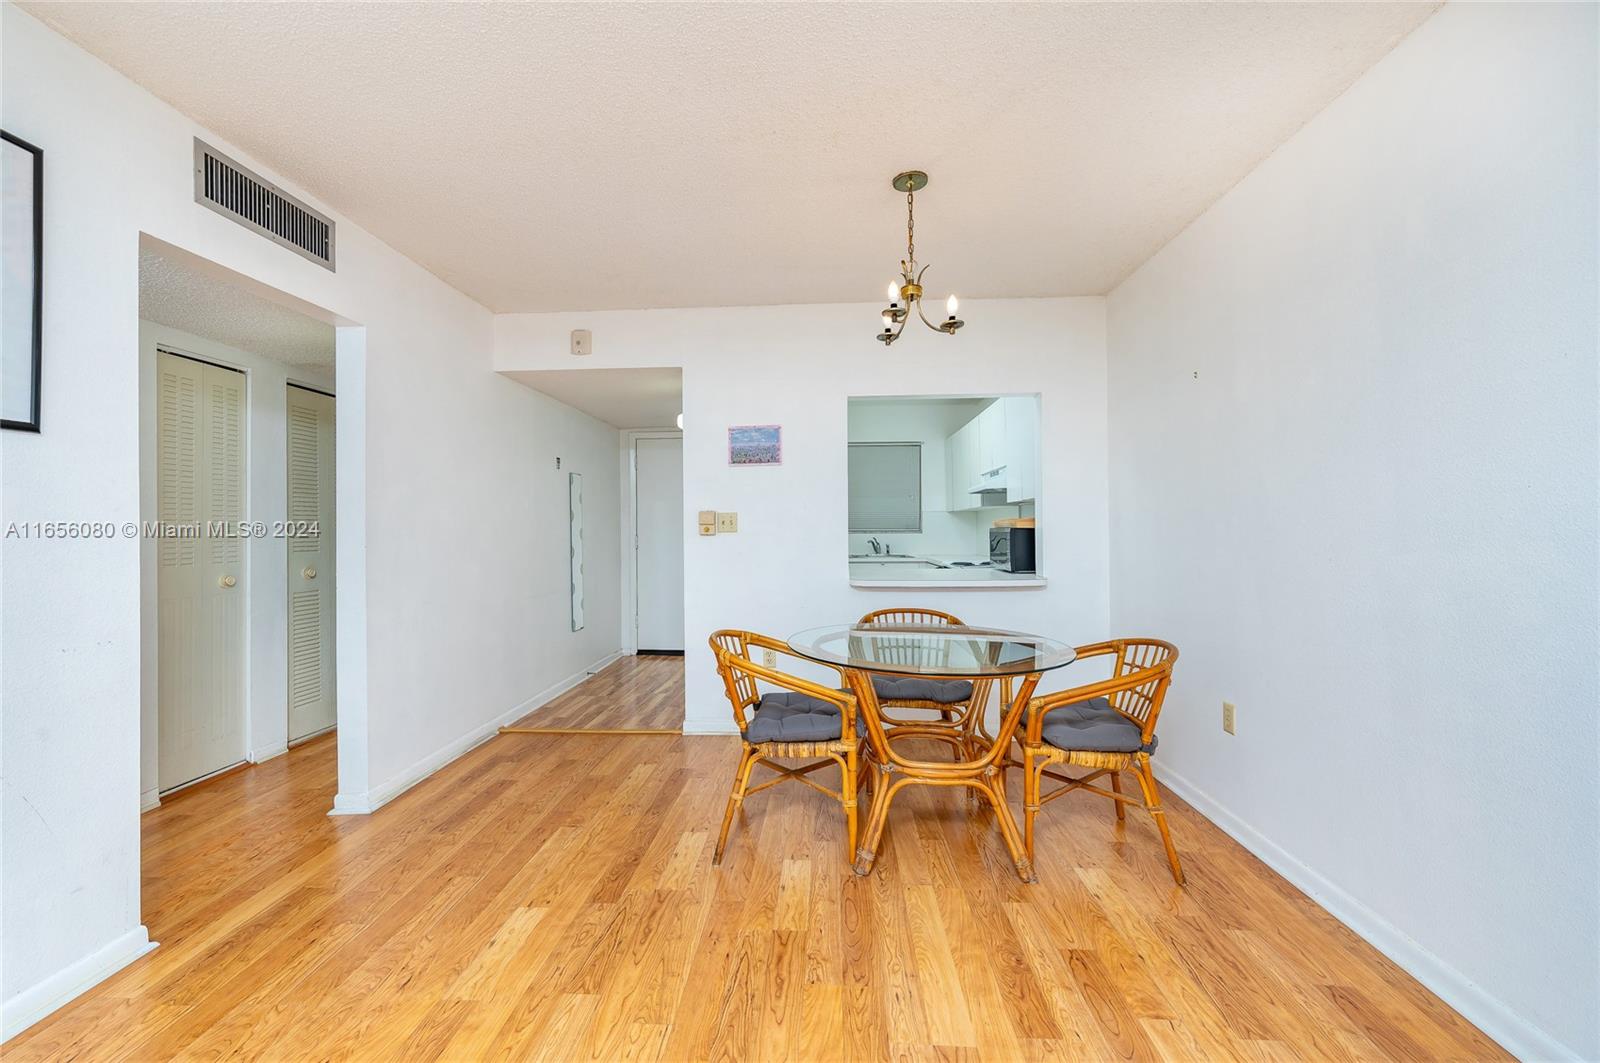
0, 3, 622, 1036
1105, 4, 1598, 1059
359, 373, 621, 800
496, 297, 1111, 734
138, 320, 336, 811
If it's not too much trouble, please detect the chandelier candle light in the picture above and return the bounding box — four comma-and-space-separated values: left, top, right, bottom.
877, 170, 964, 345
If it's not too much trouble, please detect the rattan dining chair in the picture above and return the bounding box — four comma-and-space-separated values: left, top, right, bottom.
856, 608, 977, 726
1019, 638, 1184, 885
710, 630, 866, 864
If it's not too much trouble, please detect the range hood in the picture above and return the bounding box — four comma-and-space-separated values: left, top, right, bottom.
968, 466, 1008, 495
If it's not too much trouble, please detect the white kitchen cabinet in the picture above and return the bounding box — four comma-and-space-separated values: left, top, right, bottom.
946, 419, 981, 511
1003, 395, 1039, 504
946, 398, 1037, 510
977, 401, 1007, 475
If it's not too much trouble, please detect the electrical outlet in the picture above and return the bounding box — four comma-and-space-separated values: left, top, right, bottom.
763, 649, 776, 668
716, 511, 738, 533
1222, 701, 1236, 735
697, 510, 717, 536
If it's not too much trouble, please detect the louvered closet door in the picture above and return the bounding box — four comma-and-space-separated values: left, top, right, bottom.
286, 385, 336, 741
157, 352, 247, 792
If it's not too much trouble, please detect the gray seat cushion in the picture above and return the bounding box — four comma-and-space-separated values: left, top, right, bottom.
746, 691, 854, 743
871, 675, 974, 704
1039, 696, 1157, 753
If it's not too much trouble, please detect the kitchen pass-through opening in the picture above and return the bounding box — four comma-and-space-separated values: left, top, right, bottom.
846, 395, 1041, 587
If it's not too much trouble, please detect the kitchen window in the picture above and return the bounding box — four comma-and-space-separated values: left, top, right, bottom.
847, 442, 922, 533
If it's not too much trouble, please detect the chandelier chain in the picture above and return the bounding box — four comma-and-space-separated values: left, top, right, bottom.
905, 187, 915, 271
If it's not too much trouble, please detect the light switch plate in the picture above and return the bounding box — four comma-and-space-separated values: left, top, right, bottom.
762, 649, 776, 668
716, 512, 738, 533
697, 510, 717, 536
1222, 701, 1236, 735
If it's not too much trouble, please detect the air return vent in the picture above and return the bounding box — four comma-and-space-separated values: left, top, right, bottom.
193, 139, 335, 270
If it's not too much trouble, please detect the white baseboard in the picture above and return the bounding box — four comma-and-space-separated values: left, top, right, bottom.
288, 724, 336, 749
139, 788, 160, 813
682, 719, 738, 736
504, 650, 625, 730
1, 925, 158, 1041
1156, 765, 1581, 1063
249, 743, 288, 764
328, 791, 373, 816
327, 650, 625, 817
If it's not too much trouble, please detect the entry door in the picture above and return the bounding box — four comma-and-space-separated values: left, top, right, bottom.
286, 385, 336, 741
157, 352, 247, 792
634, 436, 684, 652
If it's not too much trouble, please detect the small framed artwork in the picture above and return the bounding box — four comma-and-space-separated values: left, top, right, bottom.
2, 130, 42, 432
728, 424, 782, 466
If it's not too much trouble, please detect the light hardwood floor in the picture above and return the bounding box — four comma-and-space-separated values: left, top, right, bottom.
9, 668, 1503, 1060
505, 654, 685, 732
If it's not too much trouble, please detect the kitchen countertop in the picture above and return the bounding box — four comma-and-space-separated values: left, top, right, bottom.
848, 554, 1045, 589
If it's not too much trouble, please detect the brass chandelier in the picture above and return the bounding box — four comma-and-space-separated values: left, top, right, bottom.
877, 170, 964, 345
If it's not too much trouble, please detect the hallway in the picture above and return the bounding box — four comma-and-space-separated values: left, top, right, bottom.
503, 654, 685, 732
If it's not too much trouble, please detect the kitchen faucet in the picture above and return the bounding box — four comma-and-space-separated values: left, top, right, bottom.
867, 537, 882, 555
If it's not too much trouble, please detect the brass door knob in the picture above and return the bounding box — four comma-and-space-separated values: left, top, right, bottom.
219, 575, 237, 589
302, 566, 317, 580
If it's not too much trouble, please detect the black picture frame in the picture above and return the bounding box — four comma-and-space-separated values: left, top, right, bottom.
2, 129, 43, 433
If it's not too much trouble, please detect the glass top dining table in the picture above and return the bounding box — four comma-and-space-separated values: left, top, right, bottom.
787, 623, 1077, 679
786, 622, 1077, 882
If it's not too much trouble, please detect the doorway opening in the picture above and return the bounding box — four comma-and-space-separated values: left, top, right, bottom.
496, 366, 686, 734
139, 239, 345, 808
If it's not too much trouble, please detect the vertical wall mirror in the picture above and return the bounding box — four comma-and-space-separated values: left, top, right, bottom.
568, 472, 585, 631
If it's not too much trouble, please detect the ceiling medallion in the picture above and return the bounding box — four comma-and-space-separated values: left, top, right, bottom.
877, 170, 964, 345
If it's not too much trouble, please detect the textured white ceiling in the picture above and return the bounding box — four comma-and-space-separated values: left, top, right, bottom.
503, 368, 683, 430
32, 2, 1437, 313
140, 246, 335, 369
